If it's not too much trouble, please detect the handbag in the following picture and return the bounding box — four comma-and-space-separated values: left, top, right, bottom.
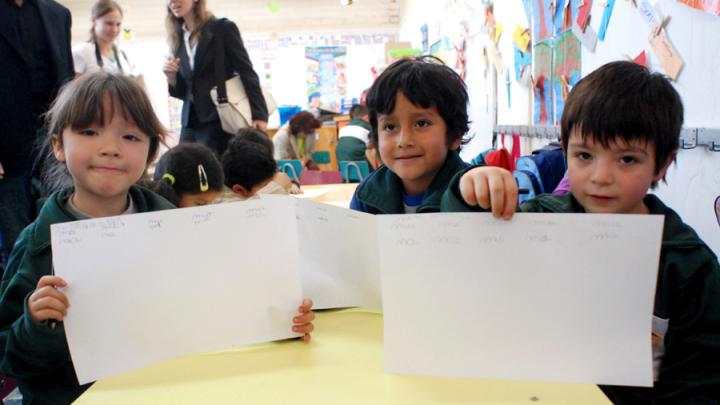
209, 20, 276, 134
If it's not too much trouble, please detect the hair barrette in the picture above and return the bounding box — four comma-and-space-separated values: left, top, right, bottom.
162, 173, 176, 185
198, 164, 209, 192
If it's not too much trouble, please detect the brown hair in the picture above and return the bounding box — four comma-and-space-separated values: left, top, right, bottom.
165, 0, 213, 54
43, 72, 168, 192
89, 0, 124, 70
289, 111, 321, 136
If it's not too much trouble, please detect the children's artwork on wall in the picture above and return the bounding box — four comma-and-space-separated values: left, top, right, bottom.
553, 31, 581, 123
677, 0, 720, 16
522, 0, 533, 24
597, 0, 617, 40
633, 50, 648, 66
533, 40, 553, 124
649, 30, 684, 80
532, 0, 554, 41
421, 24, 429, 53
305, 46, 347, 112
576, 0, 593, 31
513, 25, 532, 52
514, 45, 532, 84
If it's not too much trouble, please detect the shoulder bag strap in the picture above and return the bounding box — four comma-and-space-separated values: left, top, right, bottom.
213, 19, 228, 103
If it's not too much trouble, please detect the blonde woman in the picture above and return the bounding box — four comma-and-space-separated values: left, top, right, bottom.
163, 0, 268, 157
72, 0, 138, 77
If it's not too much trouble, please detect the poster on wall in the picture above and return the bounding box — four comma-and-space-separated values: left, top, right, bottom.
305, 46, 347, 113
677, 0, 720, 16
533, 40, 553, 125
552, 31, 581, 123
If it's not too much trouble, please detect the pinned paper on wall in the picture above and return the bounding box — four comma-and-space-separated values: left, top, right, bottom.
553, 31, 581, 123
495, 22, 504, 43
649, 30, 684, 80
597, 0, 616, 40
676, 0, 720, 16
513, 25, 532, 51
514, 46, 532, 84
573, 21, 598, 51
533, 41, 553, 125
637, 0, 661, 27
491, 45, 504, 74
576, 0, 593, 31
633, 50, 647, 66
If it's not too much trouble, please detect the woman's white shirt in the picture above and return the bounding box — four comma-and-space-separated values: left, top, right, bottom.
72, 42, 136, 76
182, 25, 198, 71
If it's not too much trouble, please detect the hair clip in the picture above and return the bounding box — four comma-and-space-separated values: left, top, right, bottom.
162, 173, 176, 185
198, 164, 209, 192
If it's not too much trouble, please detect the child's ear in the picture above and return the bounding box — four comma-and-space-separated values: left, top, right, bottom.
653, 150, 677, 184
51, 134, 66, 162
231, 184, 252, 198
449, 136, 462, 151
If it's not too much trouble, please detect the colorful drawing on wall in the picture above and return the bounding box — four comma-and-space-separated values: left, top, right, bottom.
522, 0, 533, 24
305, 46, 347, 112
532, 0, 554, 41
514, 45, 532, 83
533, 40, 553, 124
552, 31, 581, 123
677, 0, 720, 16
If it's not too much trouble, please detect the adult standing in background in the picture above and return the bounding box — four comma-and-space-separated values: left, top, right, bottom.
73, 0, 140, 79
0, 0, 74, 274
163, 0, 268, 157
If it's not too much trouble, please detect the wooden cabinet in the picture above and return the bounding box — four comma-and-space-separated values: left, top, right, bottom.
314, 124, 339, 171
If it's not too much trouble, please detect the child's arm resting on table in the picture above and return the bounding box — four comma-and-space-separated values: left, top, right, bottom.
292, 299, 315, 342
443, 166, 518, 219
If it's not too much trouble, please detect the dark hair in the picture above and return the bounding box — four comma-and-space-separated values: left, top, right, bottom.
222, 129, 277, 190
43, 72, 167, 193
561, 61, 683, 177
89, 0, 124, 72
289, 111, 321, 136
366, 56, 470, 148
349, 104, 368, 120
151, 143, 224, 206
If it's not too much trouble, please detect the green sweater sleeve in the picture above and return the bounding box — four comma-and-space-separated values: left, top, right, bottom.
0, 238, 70, 378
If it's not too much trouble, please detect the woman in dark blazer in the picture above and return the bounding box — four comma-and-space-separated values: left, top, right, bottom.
163, 0, 268, 157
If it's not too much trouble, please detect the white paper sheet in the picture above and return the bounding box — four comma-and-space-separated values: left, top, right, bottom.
51, 198, 303, 384
289, 197, 381, 310
377, 212, 663, 387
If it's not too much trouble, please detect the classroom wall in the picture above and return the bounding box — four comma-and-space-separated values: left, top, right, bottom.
399, 0, 720, 255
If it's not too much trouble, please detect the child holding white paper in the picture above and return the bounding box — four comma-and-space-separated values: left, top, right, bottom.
349, 56, 470, 214
151, 143, 225, 207
442, 61, 720, 403
0, 72, 316, 404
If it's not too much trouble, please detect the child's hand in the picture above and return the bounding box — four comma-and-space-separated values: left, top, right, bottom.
459, 166, 518, 220
292, 298, 315, 342
289, 183, 302, 194
29, 276, 69, 325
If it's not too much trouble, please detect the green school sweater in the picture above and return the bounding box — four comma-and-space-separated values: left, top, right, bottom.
0, 186, 174, 404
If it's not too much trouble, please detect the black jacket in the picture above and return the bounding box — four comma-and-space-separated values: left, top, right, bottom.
169, 17, 268, 128
0, 0, 74, 177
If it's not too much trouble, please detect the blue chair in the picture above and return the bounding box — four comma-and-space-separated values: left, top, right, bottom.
312, 151, 331, 164
339, 161, 369, 183
278, 159, 303, 183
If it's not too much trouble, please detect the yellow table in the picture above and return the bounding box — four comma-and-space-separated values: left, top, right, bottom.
300, 183, 358, 208
78, 310, 610, 404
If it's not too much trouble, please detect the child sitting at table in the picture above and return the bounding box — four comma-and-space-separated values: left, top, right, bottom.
442, 61, 720, 403
150, 143, 224, 207
0, 72, 316, 404
336, 104, 373, 168
349, 56, 470, 214
216, 128, 296, 202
